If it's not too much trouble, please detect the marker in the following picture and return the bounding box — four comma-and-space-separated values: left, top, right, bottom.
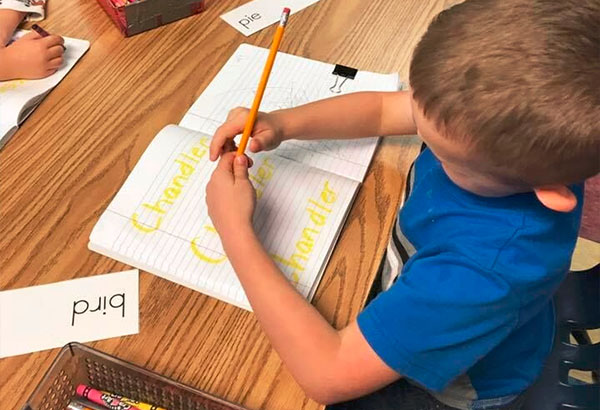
236, 7, 290, 156
31, 24, 66, 50
76, 385, 142, 410
112, 396, 167, 410
76, 384, 167, 410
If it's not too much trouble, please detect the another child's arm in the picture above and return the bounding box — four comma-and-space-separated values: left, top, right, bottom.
0, 31, 64, 80
206, 153, 401, 404
210, 90, 416, 160
0, 9, 25, 46
0, 1, 63, 81
0, 0, 46, 46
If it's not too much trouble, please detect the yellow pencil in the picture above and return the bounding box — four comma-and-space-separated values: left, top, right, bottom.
236, 7, 291, 156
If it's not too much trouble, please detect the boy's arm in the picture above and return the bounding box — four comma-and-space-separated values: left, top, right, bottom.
207, 154, 401, 404
210, 91, 416, 161
224, 229, 400, 404
0, 9, 25, 46
274, 90, 416, 140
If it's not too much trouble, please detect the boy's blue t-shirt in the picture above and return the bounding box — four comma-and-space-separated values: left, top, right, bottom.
357, 148, 583, 407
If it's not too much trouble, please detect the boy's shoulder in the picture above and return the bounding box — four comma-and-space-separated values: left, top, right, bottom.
401, 148, 583, 276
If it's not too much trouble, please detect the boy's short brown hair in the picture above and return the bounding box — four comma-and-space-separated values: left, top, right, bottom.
410, 0, 600, 186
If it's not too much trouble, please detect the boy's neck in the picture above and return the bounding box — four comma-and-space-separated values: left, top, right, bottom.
440, 157, 578, 212
440, 162, 530, 198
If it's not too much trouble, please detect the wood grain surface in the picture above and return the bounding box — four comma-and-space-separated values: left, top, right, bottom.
0, 1, 448, 409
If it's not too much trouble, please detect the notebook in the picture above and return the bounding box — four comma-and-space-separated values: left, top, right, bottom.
89, 43, 400, 310
180, 43, 401, 182
0, 31, 90, 149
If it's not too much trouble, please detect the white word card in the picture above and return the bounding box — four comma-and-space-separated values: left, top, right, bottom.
221, 0, 321, 36
0, 270, 139, 358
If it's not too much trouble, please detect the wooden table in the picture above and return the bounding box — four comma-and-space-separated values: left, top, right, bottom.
0, 1, 450, 408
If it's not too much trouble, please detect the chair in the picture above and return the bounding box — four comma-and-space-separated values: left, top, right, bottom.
522, 264, 600, 410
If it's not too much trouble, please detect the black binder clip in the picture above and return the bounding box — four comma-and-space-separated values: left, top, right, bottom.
330, 64, 358, 94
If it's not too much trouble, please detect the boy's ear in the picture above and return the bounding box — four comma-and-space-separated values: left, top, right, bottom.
534, 185, 578, 212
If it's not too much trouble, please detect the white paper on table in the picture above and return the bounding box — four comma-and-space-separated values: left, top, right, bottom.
0, 270, 139, 358
221, 0, 321, 36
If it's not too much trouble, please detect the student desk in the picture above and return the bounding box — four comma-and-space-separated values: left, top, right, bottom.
0, 1, 450, 408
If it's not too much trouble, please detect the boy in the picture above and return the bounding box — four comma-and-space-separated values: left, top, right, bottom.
206, 0, 599, 408
0, 0, 64, 80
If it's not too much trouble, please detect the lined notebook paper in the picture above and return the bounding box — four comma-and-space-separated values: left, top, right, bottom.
90, 44, 401, 310
90, 126, 358, 310
180, 43, 401, 182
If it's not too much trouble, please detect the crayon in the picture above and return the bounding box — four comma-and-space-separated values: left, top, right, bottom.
31, 24, 66, 51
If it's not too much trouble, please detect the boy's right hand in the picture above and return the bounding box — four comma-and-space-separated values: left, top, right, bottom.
2, 31, 64, 79
209, 107, 284, 161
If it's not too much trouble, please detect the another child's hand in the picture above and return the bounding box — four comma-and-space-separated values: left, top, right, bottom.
206, 152, 257, 239
2, 31, 64, 79
209, 107, 284, 161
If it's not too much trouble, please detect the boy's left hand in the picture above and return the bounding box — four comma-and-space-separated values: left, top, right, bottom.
206, 152, 256, 239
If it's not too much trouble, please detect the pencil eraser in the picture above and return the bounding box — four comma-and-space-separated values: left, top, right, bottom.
283, 7, 291, 14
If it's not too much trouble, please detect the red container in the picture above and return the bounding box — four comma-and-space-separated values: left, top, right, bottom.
96, 0, 206, 37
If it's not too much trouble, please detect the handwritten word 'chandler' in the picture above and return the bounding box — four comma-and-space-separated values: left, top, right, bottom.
131, 137, 210, 233
188, 156, 277, 264
191, 225, 227, 264
272, 180, 337, 283
249, 156, 275, 199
